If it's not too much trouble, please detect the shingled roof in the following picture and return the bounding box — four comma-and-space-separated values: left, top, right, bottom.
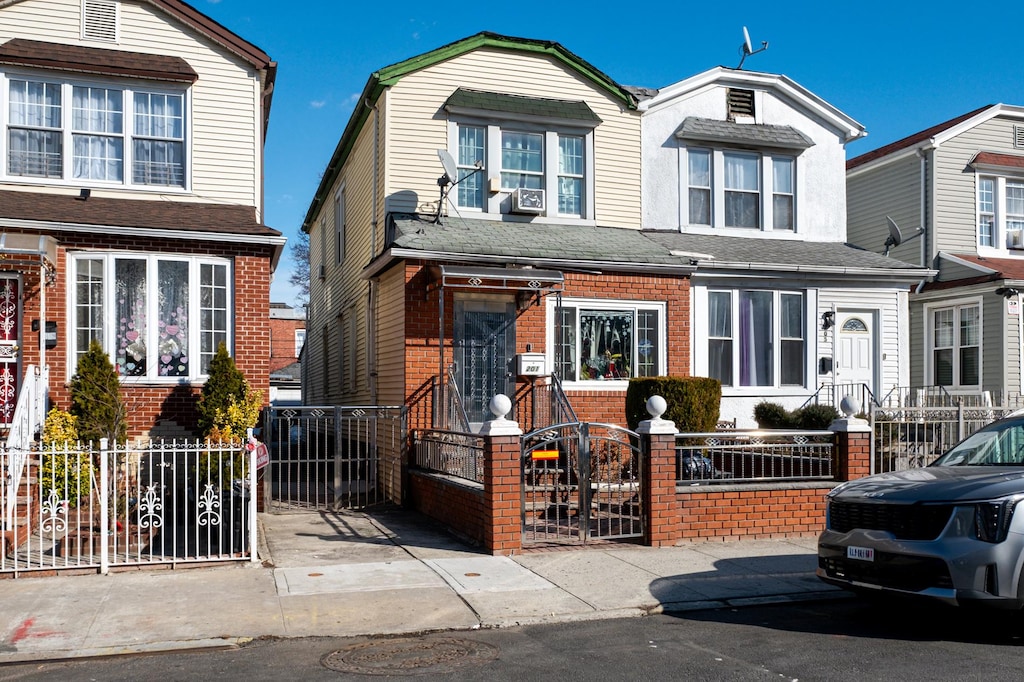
0, 189, 280, 238
0, 38, 198, 82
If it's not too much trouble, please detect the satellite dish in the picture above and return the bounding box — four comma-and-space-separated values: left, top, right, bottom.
883, 215, 924, 256
437, 149, 458, 185
736, 26, 768, 69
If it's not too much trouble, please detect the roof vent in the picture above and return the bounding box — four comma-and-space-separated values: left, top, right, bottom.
1015, 125, 1024, 149
727, 88, 755, 121
82, 0, 118, 42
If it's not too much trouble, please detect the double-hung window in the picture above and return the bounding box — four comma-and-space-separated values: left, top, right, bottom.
724, 152, 760, 228
71, 253, 230, 381
931, 303, 980, 387
5, 74, 186, 188
445, 88, 599, 219
554, 299, 664, 383
978, 177, 996, 247
685, 148, 797, 230
707, 289, 806, 388
688, 149, 712, 225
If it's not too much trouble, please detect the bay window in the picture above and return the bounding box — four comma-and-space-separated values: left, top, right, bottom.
72, 254, 230, 380
707, 289, 806, 388
931, 303, 980, 387
555, 300, 664, 382
6, 74, 186, 187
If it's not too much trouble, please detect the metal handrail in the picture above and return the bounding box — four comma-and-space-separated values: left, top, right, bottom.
549, 374, 578, 425
444, 364, 471, 433
3, 365, 47, 530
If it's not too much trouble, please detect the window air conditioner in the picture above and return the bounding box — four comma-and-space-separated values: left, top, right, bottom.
511, 187, 545, 214
1011, 230, 1024, 248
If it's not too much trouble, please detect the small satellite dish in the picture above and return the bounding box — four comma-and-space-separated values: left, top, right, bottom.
437, 149, 458, 185
737, 26, 768, 69
883, 216, 924, 256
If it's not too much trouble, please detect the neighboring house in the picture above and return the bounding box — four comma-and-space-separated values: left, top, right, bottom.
0, 0, 282, 440
638, 68, 932, 424
269, 302, 304, 406
847, 104, 1024, 402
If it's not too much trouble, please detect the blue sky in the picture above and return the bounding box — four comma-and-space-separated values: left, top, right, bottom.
196, 0, 1024, 307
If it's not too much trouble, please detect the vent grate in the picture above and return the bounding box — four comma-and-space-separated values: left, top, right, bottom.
83, 0, 118, 42
727, 88, 755, 119
1014, 125, 1024, 149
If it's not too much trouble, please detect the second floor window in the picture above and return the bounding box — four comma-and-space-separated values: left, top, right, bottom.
686, 148, 796, 231
6, 75, 186, 188
977, 175, 1024, 249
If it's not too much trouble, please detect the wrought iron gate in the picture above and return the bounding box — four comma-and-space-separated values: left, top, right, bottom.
521, 422, 643, 544
262, 405, 406, 512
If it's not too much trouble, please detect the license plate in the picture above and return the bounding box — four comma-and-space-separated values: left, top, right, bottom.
847, 546, 874, 561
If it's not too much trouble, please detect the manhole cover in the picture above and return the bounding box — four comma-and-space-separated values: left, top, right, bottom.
322, 636, 500, 675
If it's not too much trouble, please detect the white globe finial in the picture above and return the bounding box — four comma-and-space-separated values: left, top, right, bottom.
646, 395, 667, 419
840, 395, 860, 417
489, 394, 512, 420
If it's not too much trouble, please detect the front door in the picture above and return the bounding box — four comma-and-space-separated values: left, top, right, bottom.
835, 312, 875, 407
453, 298, 515, 430
0, 276, 19, 425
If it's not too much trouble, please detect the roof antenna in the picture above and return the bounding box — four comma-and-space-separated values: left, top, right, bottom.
434, 150, 482, 224
736, 26, 768, 69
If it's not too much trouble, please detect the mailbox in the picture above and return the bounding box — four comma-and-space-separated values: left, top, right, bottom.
515, 353, 547, 377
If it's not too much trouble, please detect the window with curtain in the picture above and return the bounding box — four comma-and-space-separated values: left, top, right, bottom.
685, 147, 799, 230
554, 300, 664, 382
4, 73, 186, 187
71, 254, 229, 381
708, 289, 806, 389
932, 303, 980, 387
453, 122, 592, 218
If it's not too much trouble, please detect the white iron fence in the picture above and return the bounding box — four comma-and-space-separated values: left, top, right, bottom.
1, 439, 256, 576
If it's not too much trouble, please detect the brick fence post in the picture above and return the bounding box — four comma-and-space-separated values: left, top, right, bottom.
479, 395, 523, 556
637, 395, 679, 547
829, 411, 872, 482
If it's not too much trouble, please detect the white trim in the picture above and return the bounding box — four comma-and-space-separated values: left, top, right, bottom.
937, 252, 1000, 275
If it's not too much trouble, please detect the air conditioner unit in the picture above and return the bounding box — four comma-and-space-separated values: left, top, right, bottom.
511, 187, 545, 214
1011, 230, 1024, 248
318, 264, 326, 280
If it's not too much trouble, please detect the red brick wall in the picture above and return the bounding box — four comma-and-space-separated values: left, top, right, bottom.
402, 261, 692, 432
23, 234, 273, 441
408, 472, 485, 544
269, 317, 304, 373
674, 487, 829, 541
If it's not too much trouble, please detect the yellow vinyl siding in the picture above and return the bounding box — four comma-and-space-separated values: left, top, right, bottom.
383, 48, 641, 227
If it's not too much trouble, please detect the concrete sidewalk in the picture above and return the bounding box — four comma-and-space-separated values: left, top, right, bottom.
0, 508, 841, 664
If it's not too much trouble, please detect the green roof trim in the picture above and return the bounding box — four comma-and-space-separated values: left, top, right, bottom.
445, 88, 601, 122
302, 32, 635, 232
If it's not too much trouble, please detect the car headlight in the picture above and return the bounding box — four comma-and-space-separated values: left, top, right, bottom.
975, 495, 1024, 543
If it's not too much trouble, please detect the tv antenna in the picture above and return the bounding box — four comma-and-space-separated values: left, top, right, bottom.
434, 149, 482, 224
736, 26, 768, 69
883, 216, 924, 256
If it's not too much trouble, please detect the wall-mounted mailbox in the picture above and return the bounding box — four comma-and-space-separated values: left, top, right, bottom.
31, 319, 57, 349
515, 353, 547, 377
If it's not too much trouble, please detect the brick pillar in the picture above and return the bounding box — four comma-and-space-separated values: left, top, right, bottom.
830, 416, 872, 481
638, 396, 679, 547
479, 395, 523, 556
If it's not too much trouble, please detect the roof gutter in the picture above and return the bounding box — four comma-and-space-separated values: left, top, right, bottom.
690, 259, 936, 280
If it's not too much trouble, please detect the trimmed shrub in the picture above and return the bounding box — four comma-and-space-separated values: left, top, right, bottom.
797, 404, 841, 430
625, 376, 721, 432
40, 408, 91, 508
70, 339, 127, 446
754, 401, 840, 430
754, 401, 793, 429
197, 341, 246, 439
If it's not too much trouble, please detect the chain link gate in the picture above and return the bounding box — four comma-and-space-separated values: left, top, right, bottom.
521, 422, 643, 544
262, 405, 406, 512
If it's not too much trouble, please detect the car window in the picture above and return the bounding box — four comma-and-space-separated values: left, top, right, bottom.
934, 420, 1024, 466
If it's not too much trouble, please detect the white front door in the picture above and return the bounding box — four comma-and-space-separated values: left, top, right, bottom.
835, 312, 875, 406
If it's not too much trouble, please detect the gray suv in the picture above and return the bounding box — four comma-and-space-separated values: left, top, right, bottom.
818, 412, 1024, 608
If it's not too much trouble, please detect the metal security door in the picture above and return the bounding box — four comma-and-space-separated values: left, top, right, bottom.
0, 277, 20, 425
522, 422, 643, 544
453, 299, 515, 430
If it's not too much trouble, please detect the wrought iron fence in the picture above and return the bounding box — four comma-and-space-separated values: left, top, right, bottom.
413, 429, 484, 484
675, 430, 835, 484
1, 439, 256, 576
870, 403, 1019, 473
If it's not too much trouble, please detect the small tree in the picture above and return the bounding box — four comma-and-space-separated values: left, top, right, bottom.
197, 342, 245, 438
70, 339, 127, 446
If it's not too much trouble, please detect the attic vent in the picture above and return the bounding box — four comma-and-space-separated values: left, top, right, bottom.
727, 88, 755, 120
1015, 125, 1024, 149
82, 0, 118, 42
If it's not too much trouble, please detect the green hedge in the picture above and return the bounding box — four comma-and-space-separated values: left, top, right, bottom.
625, 376, 721, 432
753, 401, 839, 429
